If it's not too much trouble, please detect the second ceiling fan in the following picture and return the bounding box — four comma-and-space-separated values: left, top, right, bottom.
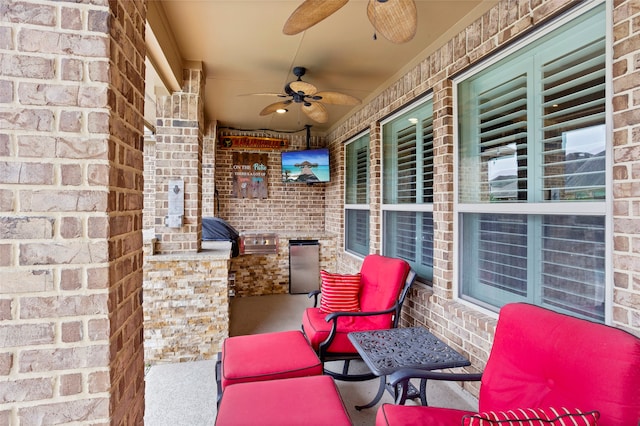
283, 0, 418, 44
259, 66, 361, 124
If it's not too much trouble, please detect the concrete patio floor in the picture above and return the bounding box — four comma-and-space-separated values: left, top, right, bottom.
144, 294, 479, 425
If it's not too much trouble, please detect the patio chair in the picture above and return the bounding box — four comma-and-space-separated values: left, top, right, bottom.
302, 254, 416, 381
376, 303, 640, 426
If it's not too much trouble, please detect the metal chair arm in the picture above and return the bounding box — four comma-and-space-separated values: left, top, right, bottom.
387, 368, 483, 405
324, 305, 397, 322
307, 289, 321, 307
388, 368, 483, 385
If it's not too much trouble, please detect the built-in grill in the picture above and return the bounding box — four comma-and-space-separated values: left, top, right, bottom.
239, 232, 278, 255
202, 217, 240, 257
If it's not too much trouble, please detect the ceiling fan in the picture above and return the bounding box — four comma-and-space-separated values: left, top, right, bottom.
258, 66, 361, 124
283, 0, 417, 44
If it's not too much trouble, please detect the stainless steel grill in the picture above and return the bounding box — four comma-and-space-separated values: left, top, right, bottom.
239, 232, 278, 254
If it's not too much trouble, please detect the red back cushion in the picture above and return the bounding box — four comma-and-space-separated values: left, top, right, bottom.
319, 271, 361, 314
479, 303, 640, 426
358, 255, 410, 315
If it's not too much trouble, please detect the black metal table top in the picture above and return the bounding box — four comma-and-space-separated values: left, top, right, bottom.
348, 327, 471, 376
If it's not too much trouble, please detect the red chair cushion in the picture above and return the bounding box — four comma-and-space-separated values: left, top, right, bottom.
220, 330, 322, 390
319, 270, 361, 313
462, 407, 600, 425
303, 306, 385, 353
216, 375, 352, 426
376, 404, 474, 426
479, 303, 640, 426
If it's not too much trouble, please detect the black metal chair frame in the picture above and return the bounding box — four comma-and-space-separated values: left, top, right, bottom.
305, 270, 417, 381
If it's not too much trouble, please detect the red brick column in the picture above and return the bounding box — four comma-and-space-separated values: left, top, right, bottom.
0, 1, 146, 424
203, 122, 217, 217
153, 67, 205, 254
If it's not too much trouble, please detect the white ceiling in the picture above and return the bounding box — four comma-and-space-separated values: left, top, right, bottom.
146, 0, 497, 136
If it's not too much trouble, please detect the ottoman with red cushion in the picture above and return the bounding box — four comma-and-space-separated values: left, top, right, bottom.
216, 330, 323, 405
215, 375, 352, 426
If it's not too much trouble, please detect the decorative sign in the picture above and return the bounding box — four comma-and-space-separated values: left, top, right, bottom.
219, 135, 287, 150
232, 152, 268, 199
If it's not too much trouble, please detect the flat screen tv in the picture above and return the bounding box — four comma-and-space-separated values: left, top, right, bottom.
281, 148, 330, 183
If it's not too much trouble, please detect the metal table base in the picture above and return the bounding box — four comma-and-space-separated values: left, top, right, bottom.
348, 327, 471, 409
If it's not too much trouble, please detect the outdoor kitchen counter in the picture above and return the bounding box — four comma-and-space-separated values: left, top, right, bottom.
229, 232, 338, 297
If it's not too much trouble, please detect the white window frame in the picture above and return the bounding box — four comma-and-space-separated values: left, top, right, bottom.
380, 95, 435, 281
344, 131, 370, 257
452, 0, 612, 323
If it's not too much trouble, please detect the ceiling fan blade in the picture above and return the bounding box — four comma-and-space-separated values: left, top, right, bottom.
289, 80, 317, 95
314, 91, 361, 105
367, 0, 417, 44
283, 0, 349, 35
260, 101, 292, 116
239, 92, 287, 97
302, 102, 328, 123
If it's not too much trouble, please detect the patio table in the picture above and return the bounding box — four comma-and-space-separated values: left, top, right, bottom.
348, 326, 471, 410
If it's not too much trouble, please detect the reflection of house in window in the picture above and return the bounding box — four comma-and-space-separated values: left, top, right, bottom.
560, 124, 605, 200
488, 143, 518, 200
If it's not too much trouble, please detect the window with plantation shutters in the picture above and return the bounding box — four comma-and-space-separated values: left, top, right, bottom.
541, 37, 606, 202
540, 215, 605, 321
345, 134, 370, 256
396, 125, 417, 203
457, 3, 607, 322
479, 73, 528, 202
422, 119, 435, 203
382, 99, 434, 281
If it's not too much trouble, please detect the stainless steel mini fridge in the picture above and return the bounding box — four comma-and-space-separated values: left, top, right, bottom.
289, 240, 320, 294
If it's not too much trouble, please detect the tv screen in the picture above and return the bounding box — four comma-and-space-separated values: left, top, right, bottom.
281, 148, 330, 183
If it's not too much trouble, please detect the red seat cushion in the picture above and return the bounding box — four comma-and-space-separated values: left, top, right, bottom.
376, 404, 474, 426
220, 330, 322, 390
216, 375, 352, 426
303, 306, 386, 353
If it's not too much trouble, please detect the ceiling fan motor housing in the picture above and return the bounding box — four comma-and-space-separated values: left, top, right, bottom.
292, 66, 306, 78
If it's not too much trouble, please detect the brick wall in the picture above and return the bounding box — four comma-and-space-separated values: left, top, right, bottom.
143, 135, 156, 229
202, 123, 217, 217
0, 0, 146, 424
324, 0, 640, 398
215, 130, 328, 234
610, 0, 640, 334
205, 129, 339, 296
